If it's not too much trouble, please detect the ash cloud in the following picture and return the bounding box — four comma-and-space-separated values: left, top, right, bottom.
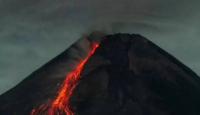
67, 24, 112, 65
52, 31, 107, 78
68, 31, 106, 62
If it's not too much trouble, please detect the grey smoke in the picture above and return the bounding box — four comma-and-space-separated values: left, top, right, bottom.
65, 31, 106, 73
39, 31, 106, 80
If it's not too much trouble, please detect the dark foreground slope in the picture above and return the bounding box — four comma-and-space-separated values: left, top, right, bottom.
70, 34, 200, 115
0, 34, 200, 115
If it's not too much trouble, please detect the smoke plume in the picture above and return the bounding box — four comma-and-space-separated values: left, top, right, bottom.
54, 31, 106, 78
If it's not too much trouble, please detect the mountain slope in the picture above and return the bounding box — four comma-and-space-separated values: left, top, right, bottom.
0, 33, 200, 115
69, 34, 200, 115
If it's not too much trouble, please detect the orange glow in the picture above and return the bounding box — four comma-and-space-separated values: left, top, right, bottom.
31, 43, 99, 115
31, 109, 35, 115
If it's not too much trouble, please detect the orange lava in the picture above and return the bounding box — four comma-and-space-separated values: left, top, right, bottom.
31, 43, 99, 115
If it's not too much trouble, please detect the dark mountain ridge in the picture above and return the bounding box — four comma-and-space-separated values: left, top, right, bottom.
0, 33, 200, 115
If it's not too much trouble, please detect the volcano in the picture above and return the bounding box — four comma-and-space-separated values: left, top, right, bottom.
0, 33, 200, 115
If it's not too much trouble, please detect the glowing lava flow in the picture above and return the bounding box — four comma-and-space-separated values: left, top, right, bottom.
31, 43, 99, 115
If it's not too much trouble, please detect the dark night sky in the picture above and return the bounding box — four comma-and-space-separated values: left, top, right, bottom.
0, 0, 200, 94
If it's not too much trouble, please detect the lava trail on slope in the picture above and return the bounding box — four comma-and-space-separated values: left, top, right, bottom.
31, 44, 99, 115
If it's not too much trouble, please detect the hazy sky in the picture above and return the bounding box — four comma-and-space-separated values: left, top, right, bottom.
0, 0, 200, 95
